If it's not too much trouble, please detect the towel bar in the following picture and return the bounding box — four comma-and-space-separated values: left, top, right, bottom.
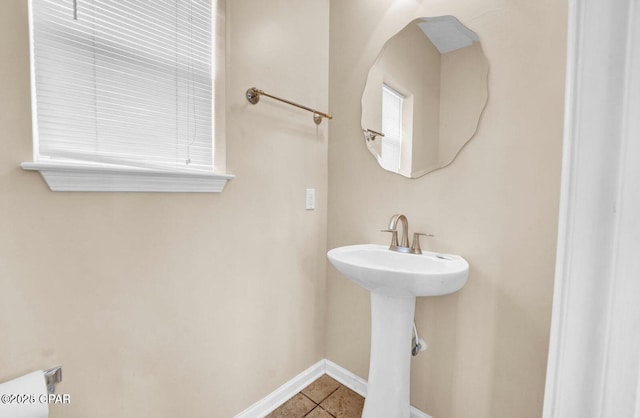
246, 87, 332, 125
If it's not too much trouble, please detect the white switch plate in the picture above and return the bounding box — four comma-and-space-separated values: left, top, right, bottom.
305, 188, 315, 210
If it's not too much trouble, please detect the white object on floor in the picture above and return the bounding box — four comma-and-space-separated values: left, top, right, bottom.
0, 371, 48, 418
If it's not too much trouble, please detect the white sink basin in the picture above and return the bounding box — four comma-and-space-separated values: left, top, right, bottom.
327, 244, 469, 418
327, 244, 469, 297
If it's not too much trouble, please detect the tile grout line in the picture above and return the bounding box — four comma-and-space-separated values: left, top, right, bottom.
302, 403, 338, 418
316, 384, 342, 405
317, 382, 365, 418
315, 385, 342, 418
300, 392, 319, 407
297, 392, 320, 418
317, 404, 338, 418
299, 376, 344, 418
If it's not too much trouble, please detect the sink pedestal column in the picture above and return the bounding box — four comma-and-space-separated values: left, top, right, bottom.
362, 292, 416, 418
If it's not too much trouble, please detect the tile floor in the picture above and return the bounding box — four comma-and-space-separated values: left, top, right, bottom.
266, 374, 365, 418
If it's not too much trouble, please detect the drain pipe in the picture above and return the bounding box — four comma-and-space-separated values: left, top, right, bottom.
412, 322, 427, 356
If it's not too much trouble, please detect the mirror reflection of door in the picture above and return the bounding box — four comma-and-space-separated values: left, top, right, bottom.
362, 16, 489, 178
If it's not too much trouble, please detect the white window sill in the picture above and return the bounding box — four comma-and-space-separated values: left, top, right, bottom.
21, 162, 234, 193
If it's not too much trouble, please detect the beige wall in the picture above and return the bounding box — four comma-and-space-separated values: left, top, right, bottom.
327, 2, 566, 418
439, 43, 489, 166
0, 0, 328, 417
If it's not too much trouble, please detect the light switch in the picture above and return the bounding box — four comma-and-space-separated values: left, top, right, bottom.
306, 188, 315, 210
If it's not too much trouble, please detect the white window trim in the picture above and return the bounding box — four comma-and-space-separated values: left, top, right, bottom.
22, 0, 233, 193
21, 161, 234, 193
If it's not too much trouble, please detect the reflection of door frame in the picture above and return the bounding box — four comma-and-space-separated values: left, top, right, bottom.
543, 0, 640, 416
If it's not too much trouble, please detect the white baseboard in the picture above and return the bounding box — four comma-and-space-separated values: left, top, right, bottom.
234, 359, 433, 418
324, 359, 368, 398
233, 360, 325, 418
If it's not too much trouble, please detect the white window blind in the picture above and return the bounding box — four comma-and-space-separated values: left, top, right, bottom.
381, 84, 403, 172
31, 0, 215, 172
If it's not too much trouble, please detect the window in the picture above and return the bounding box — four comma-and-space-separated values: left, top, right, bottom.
22, 0, 233, 192
381, 84, 403, 172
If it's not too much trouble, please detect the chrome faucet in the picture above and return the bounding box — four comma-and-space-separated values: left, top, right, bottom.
382, 214, 433, 254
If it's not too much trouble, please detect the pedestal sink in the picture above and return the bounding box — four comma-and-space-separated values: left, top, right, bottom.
327, 244, 469, 418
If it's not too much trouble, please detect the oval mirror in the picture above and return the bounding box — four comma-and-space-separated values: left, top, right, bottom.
361, 16, 488, 178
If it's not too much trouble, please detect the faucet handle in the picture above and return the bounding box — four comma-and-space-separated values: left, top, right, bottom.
410, 233, 434, 254
381, 229, 399, 248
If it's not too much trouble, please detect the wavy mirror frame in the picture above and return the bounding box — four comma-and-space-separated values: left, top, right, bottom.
361, 16, 489, 178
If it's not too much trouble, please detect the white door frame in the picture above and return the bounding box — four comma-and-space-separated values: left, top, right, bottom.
543, 0, 640, 417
